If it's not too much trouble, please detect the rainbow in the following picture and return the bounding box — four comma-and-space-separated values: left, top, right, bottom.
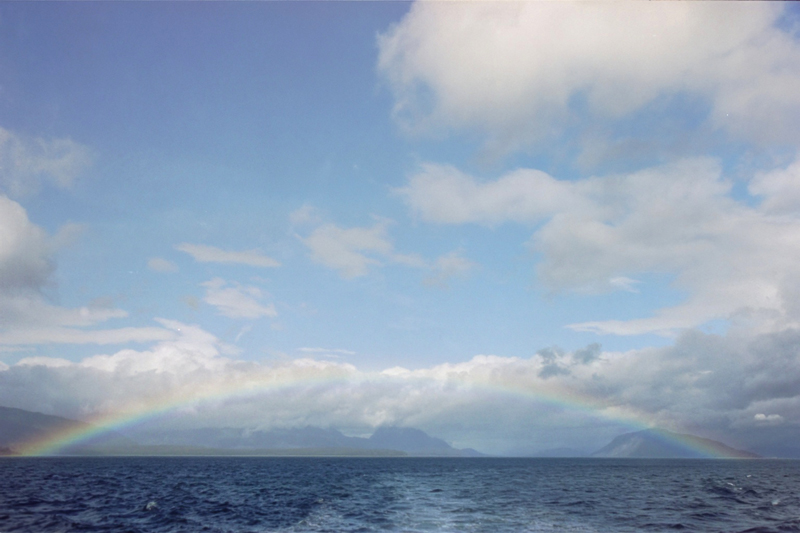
20, 371, 353, 456
17, 369, 731, 458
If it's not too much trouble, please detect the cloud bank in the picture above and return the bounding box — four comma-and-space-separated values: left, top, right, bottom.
3, 321, 799, 456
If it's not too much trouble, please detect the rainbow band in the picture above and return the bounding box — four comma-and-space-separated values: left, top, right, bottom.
19, 372, 729, 458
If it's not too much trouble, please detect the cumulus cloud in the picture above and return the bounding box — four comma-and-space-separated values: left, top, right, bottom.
176, 243, 280, 268
0, 195, 55, 291
201, 278, 278, 320
378, 2, 800, 155
749, 158, 800, 214
6, 325, 799, 455
396, 163, 572, 226
0, 195, 170, 349
0, 126, 94, 196
399, 158, 800, 336
755, 413, 784, 424
300, 219, 425, 278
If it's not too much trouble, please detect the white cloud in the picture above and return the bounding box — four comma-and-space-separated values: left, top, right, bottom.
0, 326, 175, 346
79, 319, 227, 375
400, 158, 800, 336
609, 277, 641, 294
16, 357, 73, 368
0, 126, 94, 196
289, 204, 322, 227
176, 243, 280, 268
0, 293, 127, 329
301, 219, 425, 279
396, 163, 572, 225
298, 214, 472, 284
378, 3, 800, 154
754, 413, 783, 424
749, 159, 800, 214
297, 347, 356, 360
0, 195, 169, 349
0, 195, 54, 291
147, 257, 178, 273
298, 347, 356, 356
201, 278, 277, 319
424, 250, 475, 287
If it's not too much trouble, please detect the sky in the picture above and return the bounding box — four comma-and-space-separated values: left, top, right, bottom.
1, 1, 800, 456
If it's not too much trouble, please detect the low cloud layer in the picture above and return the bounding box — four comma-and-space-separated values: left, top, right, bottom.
2, 320, 798, 456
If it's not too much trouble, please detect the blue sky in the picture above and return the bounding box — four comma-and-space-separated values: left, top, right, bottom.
2, 2, 800, 456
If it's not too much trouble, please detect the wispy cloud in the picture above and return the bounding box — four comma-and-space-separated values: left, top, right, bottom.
176, 243, 280, 268
201, 278, 277, 319
300, 219, 425, 279
0, 326, 176, 346
298, 347, 357, 358
609, 277, 641, 294
147, 257, 178, 273
424, 250, 476, 288
0, 126, 94, 197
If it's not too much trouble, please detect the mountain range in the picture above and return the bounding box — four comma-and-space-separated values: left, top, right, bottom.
591, 429, 760, 459
129, 425, 484, 457
0, 406, 482, 457
0, 406, 760, 458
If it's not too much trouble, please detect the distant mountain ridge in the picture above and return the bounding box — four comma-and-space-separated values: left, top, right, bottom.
0, 405, 761, 458
0, 406, 482, 456
591, 429, 759, 459
133, 425, 484, 457
0, 406, 136, 454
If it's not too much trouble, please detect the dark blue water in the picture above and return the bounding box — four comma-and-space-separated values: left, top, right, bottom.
0, 457, 798, 532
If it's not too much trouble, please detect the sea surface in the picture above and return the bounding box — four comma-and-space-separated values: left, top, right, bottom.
0, 457, 798, 532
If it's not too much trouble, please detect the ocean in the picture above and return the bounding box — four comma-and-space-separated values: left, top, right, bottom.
0, 457, 798, 532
